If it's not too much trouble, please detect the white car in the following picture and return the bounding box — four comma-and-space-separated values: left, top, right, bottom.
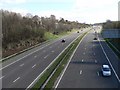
102, 65, 111, 76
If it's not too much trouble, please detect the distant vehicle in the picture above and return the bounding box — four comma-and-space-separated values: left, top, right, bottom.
102, 65, 111, 76
77, 31, 79, 33
93, 37, 97, 40
61, 39, 65, 43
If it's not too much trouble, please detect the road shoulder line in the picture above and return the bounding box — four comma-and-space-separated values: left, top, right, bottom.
98, 35, 120, 83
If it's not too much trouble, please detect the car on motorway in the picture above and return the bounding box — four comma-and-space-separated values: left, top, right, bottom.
102, 65, 111, 76
61, 39, 66, 43
93, 37, 97, 40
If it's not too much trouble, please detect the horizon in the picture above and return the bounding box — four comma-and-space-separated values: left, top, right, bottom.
0, 0, 119, 24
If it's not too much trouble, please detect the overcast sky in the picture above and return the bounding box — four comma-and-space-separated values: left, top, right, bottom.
0, 0, 119, 24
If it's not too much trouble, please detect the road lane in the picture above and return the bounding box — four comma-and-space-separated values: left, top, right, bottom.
57, 29, 119, 88
2, 28, 90, 88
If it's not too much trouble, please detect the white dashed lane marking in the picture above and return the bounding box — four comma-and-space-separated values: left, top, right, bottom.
95, 60, 97, 63
97, 72, 99, 76
32, 64, 36, 68
34, 56, 37, 58
13, 77, 20, 83
82, 59, 84, 62
20, 63, 24, 67
80, 70, 82, 75
0, 76, 4, 80
44, 55, 49, 59
51, 51, 54, 53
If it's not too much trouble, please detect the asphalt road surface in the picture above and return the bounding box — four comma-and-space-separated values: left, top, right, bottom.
1, 28, 90, 89
56, 28, 120, 88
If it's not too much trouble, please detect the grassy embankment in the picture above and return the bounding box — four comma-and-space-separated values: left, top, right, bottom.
1, 29, 78, 61
105, 38, 120, 59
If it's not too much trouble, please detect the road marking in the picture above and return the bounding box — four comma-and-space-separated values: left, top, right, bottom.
85, 48, 86, 50
44, 55, 49, 59
94, 53, 96, 55
82, 59, 84, 62
80, 70, 82, 75
106, 42, 119, 59
34, 56, 37, 58
83, 52, 85, 55
51, 51, 54, 53
32, 64, 36, 68
107, 41, 120, 54
13, 77, 20, 83
98, 37, 120, 83
25, 30, 88, 90
97, 72, 99, 76
55, 31, 89, 88
95, 60, 97, 63
20, 63, 24, 67
0, 44, 51, 71
0, 76, 4, 80
93, 44, 95, 47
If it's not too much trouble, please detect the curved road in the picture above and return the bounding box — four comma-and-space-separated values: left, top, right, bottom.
56, 27, 120, 88
1, 28, 90, 89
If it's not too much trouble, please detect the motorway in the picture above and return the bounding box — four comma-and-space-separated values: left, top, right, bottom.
1, 28, 89, 88
56, 27, 120, 88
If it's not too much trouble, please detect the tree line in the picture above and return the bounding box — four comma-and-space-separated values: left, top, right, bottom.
1, 10, 89, 57
103, 20, 120, 29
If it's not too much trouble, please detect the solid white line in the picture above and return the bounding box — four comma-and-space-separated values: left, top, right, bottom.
98, 37, 120, 83
55, 31, 89, 88
20, 63, 24, 67
0, 76, 4, 80
44, 55, 49, 59
80, 70, 82, 75
13, 77, 20, 83
32, 64, 36, 68
26, 32, 83, 89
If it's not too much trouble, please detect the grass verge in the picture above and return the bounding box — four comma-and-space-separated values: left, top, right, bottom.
1, 29, 77, 62
32, 31, 88, 90
105, 39, 120, 59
